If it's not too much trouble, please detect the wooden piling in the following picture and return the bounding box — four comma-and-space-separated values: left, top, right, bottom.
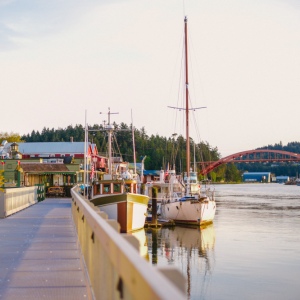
151, 187, 157, 225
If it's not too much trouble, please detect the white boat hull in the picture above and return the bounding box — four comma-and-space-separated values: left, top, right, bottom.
91, 193, 149, 233
161, 198, 216, 226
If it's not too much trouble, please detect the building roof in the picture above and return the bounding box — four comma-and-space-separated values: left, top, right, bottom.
243, 172, 271, 175
1, 142, 98, 156
143, 170, 161, 176
19, 142, 86, 154
20, 163, 74, 174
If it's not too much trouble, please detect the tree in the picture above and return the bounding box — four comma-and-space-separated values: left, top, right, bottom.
225, 163, 242, 182
0, 170, 5, 191
0, 132, 23, 144
21, 123, 222, 174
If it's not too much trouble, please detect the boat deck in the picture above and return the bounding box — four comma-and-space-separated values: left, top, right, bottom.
0, 198, 93, 300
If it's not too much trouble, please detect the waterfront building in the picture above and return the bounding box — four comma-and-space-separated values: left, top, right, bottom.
242, 172, 271, 183
0, 140, 108, 194
275, 175, 290, 183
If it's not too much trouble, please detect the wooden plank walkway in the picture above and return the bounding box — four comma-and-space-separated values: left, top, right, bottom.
0, 198, 93, 300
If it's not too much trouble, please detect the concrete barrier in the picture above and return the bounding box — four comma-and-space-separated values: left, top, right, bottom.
71, 187, 186, 300
0, 186, 38, 218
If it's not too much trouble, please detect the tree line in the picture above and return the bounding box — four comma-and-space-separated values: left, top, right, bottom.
2, 128, 300, 182
239, 141, 300, 178
21, 123, 220, 174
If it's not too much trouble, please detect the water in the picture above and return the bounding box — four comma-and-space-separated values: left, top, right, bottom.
144, 183, 300, 300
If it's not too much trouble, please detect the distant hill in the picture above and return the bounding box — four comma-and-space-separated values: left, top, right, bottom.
21, 127, 300, 180
258, 141, 300, 154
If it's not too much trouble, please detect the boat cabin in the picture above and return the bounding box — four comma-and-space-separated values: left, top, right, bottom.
93, 179, 138, 196
93, 161, 139, 196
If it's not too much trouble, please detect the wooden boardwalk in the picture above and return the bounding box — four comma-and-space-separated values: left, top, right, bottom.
0, 198, 93, 300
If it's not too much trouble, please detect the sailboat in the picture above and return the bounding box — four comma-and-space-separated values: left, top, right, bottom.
90, 109, 149, 233
146, 225, 215, 299
160, 16, 216, 226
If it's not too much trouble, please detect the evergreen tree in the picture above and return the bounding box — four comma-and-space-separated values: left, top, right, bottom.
17, 123, 300, 181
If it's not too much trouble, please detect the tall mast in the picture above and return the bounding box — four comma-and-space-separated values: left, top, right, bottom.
168, 17, 206, 176
184, 16, 190, 177
100, 107, 118, 175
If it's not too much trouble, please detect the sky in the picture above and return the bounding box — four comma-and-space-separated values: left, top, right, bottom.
0, 0, 299, 157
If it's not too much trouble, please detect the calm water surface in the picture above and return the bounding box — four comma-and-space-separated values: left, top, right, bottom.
144, 184, 300, 300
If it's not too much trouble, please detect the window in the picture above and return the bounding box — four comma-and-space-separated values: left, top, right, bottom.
125, 184, 130, 193
103, 184, 110, 194
113, 183, 121, 193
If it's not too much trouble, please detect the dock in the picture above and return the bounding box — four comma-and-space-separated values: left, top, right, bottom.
0, 198, 93, 300
0, 190, 186, 300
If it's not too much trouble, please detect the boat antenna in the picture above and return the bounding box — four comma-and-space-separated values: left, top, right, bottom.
131, 109, 137, 175
100, 108, 119, 175
84, 109, 87, 197
194, 142, 196, 172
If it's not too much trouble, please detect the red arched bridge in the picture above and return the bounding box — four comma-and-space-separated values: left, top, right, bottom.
199, 149, 300, 175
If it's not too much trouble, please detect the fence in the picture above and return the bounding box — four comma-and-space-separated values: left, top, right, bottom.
0, 186, 38, 218
71, 186, 186, 300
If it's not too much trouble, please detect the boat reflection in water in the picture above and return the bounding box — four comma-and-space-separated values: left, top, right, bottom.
145, 225, 215, 299
127, 229, 149, 259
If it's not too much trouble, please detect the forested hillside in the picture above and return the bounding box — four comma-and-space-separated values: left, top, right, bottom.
21, 124, 220, 173
7, 127, 299, 181
239, 141, 300, 177
258, 141, 300, 154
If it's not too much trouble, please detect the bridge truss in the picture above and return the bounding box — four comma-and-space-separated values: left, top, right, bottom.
199, 149, 300, 175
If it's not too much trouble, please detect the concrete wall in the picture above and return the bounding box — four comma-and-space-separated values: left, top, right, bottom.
71, 187, 186, 300
0, 186, 37, 218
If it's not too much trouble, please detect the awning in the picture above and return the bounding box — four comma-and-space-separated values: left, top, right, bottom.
26, 172, 77, 175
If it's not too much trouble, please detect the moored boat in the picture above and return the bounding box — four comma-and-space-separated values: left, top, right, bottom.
160, 171, 216, 226
145, 168, 183, 217
90, 109, 149, 233
91, 165, 149, 233
159, 16, 216, 226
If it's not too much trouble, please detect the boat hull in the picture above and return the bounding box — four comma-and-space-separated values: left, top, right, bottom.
91, 193, 149, 233
161, 198, 216, 226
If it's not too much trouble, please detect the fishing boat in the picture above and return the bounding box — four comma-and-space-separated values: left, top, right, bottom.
145, 168, 184, 218
160, 16, 216, 226
90, 109, 149, 233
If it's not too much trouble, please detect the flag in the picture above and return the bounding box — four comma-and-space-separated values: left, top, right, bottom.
90, 164, 94, 180
165, 162, 169, 178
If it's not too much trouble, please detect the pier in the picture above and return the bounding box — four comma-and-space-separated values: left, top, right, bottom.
0, 198, 93, 299
0, 188, 186, 300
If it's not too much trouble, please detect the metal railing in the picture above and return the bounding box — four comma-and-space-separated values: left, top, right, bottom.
71, 186, 186, 300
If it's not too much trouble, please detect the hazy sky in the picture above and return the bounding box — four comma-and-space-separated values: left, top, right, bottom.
0, 0, 299, 157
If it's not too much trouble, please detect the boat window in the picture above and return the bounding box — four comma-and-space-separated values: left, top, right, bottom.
103, 184, 110, 194
125, 184, 130, 192
95, 184, 100, 195
114, 183, 121, 193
